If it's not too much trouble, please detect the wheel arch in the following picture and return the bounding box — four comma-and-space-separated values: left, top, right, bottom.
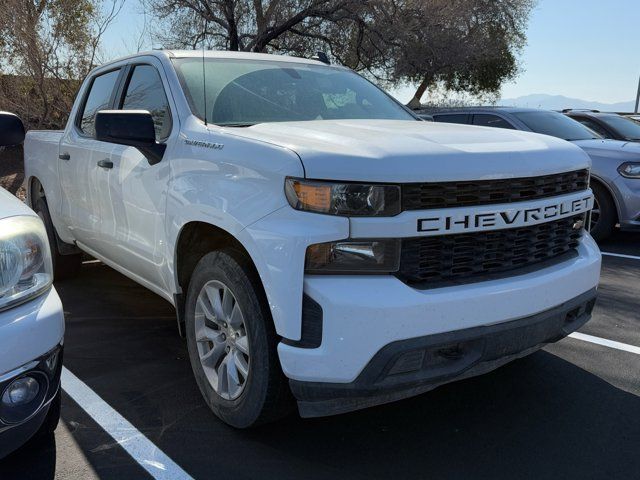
590, 174, 620, 223
173, 221, 272, 338
27, 175, 45, 208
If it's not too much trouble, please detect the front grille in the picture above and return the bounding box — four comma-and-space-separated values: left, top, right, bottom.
398, 215, 584, 287
402, 169, 589, 210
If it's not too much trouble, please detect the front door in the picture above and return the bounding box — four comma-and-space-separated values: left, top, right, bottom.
93, 61, 175, 292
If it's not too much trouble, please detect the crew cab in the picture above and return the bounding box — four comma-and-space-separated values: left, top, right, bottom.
23, 51, 601, 427
0, 113, 64, 458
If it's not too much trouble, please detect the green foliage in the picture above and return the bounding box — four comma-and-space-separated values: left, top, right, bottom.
148, 0, 534, 105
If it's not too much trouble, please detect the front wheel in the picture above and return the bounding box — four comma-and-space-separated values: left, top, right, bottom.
589, 182, 616, 242
185, 250, 291, 428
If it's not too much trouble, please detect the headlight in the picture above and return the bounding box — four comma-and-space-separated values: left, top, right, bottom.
618, 162, 640, 178
0, 216, 53, 311
285, 178, 401, 216
305, 239, 400, 273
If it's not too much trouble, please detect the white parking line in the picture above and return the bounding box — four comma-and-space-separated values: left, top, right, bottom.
569, 332, 640, 355
61, 367, 193, 480
601, 251, 640, 261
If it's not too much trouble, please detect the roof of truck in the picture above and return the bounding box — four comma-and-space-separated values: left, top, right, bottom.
98, 49, 331, 69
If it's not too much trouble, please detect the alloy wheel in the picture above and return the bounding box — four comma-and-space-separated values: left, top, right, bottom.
194, 280, 250, 400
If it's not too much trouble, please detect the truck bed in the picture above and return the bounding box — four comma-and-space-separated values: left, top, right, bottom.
23, 130, 63, 206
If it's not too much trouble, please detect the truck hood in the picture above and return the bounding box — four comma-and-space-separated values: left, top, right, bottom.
0, 187, 35, 219
230, 120, 591, 182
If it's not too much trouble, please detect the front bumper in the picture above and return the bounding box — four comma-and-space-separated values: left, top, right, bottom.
0, 288, 65, 458
291, 289, 596, 418
0, 345, 63, 458
610, 175, 640, 230
0, 287, 65, 374
278, 234, 601, 384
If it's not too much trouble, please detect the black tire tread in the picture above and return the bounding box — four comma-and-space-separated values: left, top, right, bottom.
185, 249, 293, 428
590, 181, 616, 242
34, 197, 82, 280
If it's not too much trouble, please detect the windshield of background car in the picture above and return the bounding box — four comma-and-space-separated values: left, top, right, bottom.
513, 111, 601, 141
600, 115, 640, 140
171, 58, 415, 126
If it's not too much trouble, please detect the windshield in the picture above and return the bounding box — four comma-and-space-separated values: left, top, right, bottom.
512, 111, 601, 141
171, 58, 415, 126
600, 115, 640, 140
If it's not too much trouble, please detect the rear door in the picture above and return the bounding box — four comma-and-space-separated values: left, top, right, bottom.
93, 60, 175, 291
58, 68, 123, 246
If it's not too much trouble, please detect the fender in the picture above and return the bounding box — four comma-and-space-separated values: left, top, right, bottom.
590, 173, 622, 219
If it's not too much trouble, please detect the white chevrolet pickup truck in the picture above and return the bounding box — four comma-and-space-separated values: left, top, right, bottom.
23, 50, 601, 427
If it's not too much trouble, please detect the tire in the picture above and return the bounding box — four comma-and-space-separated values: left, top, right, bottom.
589, 182, 616, 242
36, 389, 61, 437
33, 197, 82, 280
185, 250, 292, 428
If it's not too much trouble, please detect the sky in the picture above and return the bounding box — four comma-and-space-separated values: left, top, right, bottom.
101, 0, 639, 104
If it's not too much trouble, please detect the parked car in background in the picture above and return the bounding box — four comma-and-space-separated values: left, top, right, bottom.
0, 113, 64, 459
429, 107, 640, 241
23, 51, 600, 427
563, 110, 640, 142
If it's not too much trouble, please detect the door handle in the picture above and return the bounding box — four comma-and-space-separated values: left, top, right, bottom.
59, 153, 70, 161
97, 159, 114, 169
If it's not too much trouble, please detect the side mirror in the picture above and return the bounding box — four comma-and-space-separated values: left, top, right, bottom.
95, 110, 166, 165
0, 112, 26, 147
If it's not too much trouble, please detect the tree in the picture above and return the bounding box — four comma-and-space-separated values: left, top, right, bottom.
392, 0, 535, 108
147, 0, 534, 107
0, 0, 123, 129
146, 0, 371, 52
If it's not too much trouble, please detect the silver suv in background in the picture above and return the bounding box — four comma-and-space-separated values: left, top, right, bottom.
425, 107, 640, 241
564, 110, 640, 143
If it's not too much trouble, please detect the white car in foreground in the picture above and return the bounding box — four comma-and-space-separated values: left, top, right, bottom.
0, 113, 64, 458
23, 51, 600, 427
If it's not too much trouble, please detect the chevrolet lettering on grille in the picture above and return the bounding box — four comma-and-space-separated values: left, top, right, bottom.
417, 193, 593, 235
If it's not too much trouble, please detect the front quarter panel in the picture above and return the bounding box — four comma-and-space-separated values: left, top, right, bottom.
167, 120, 305, 238
166, 119, 313, 335
575, 141, 640, 224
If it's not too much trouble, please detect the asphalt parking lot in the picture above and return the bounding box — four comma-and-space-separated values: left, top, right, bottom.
1, 232, 639, 480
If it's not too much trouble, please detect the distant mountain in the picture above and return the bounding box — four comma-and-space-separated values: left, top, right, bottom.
498, 94, 636, 112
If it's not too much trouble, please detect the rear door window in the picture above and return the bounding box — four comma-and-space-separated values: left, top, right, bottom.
472, 114, 515, 129
78, 69, 121, 137
433, 114, 470, 125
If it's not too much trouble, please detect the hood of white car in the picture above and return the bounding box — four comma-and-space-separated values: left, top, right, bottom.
232, 120, 591, 182
0, 187, 34, 219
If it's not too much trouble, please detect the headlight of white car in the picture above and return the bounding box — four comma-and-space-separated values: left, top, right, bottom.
0, 216, 53, 311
